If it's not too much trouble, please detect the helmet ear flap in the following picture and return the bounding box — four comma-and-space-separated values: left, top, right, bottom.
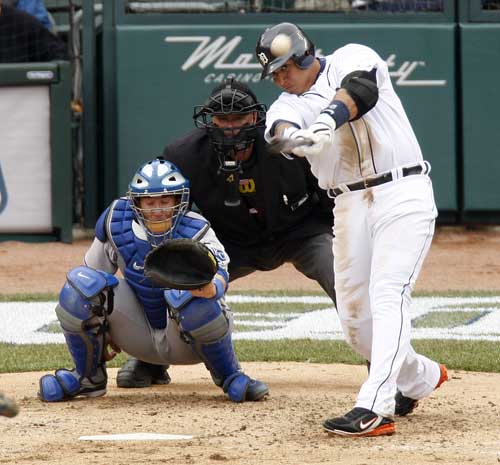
295, 51, 315, 69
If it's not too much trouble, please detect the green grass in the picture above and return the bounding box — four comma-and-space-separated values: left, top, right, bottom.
230, 302, 330, 314
412, 311, 486, 328
0, 293, 58, 302
1, 339, 499, 374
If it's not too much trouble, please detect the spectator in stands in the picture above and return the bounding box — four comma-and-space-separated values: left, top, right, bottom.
5, 0, 52, 30
0, 0, 67, 62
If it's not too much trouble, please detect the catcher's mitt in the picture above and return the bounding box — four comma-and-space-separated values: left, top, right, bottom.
144, 238, 218, 290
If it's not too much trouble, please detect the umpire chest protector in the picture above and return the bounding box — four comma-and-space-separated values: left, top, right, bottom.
96, 198, 209, 329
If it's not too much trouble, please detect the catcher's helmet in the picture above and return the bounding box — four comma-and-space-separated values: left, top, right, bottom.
256, 22, 315, 79
127, 158, 190, 245
193, 78, 266, 171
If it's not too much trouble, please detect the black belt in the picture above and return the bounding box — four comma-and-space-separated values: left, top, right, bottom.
328, 162, 429, 198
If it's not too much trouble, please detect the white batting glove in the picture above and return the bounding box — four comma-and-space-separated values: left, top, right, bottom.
292, 114, 336, 158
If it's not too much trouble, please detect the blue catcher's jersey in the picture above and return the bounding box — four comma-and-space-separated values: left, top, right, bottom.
95, 198, 210, 329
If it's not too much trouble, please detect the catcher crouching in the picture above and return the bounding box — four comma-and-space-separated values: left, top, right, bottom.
38, 158, 269, 403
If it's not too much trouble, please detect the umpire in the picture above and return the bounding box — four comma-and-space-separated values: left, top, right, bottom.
116, 78, 336, 388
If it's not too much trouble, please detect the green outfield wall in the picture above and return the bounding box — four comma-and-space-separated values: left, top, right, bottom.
109, 24, 457, 213
83, 0, 500, 226
461, 24, 500, 215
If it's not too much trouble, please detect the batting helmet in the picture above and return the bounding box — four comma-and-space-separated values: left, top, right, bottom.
127, 158, 190, 245
255, 22, 315, 79
193, 78, 266, 171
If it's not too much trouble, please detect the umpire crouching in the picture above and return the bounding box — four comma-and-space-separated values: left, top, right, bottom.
116, 78, 336, 388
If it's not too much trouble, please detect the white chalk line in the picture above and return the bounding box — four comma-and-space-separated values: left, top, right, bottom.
78, 433, 193, 441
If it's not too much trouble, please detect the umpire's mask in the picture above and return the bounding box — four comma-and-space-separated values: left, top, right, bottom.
193, 78, 267, 173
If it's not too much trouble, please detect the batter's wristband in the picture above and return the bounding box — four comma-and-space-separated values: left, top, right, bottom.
212, 277, 226, 300
320, 100, 350, 129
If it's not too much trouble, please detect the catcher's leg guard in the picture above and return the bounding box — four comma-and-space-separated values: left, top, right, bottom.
166, 291, 268, 402
39, 266, 118, 402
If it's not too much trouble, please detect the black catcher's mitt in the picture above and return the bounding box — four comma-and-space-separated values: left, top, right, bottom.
144, 238, 218, 290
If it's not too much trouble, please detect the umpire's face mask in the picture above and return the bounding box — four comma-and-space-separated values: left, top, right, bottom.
210, 112, 258, 167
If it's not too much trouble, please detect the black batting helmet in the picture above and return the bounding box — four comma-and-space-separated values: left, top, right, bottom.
255, 22, 315, 79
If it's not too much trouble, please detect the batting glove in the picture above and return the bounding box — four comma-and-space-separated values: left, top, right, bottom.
291, 114, 336, 158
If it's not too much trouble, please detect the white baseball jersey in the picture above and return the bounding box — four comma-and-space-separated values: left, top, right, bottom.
265, 44, 423, 190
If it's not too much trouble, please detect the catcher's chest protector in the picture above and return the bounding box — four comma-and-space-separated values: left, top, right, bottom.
105, 200, 210, 329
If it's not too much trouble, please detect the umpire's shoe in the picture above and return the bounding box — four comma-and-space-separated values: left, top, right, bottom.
116, 357, 171, 388
395, 363, 448, 416
323, 407, 395, 437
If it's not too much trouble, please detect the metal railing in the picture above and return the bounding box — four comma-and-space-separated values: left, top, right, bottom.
124, 0, 446, 13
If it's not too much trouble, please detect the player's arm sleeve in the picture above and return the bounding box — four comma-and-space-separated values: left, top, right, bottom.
199, 227, 230, 285
327, 45, 384, 121
84, 238, 119, 274
265, 98, 305, 142
332, 44, 383, 84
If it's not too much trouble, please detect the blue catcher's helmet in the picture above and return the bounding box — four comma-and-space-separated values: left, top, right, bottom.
127, 158, 190, 246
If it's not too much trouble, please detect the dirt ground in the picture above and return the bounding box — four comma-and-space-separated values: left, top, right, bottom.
1, 226, 500, 295
0, 226, 500, 464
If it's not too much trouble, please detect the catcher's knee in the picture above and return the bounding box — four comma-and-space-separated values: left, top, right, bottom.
165, 291, 229, 342
57, 266, 118, 331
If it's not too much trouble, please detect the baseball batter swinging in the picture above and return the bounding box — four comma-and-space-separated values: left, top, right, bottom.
256, 22, 448, 437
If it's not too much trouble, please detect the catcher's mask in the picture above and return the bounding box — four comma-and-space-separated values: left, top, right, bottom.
256, 22, 315, 80
127, 158, 190, 246
193, 78, 266, 173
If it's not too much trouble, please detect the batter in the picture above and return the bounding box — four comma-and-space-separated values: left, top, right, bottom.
256, 22, 448, 437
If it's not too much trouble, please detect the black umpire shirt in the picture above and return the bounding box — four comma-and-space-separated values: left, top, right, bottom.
163, 127, 334, 248
0, 5, 68, 63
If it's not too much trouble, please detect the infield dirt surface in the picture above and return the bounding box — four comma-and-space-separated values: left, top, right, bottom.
0, 226, 499, 465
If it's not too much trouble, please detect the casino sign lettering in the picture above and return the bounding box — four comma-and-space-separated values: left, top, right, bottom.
164, 35, 446, 87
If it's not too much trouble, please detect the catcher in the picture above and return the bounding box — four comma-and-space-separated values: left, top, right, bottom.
38, 158, 269, 403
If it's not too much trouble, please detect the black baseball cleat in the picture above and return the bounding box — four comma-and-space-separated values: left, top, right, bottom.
395, 363, 448, 416
116, 357, 171, 388
323, 407, 395, 437
394, 391, 419, 416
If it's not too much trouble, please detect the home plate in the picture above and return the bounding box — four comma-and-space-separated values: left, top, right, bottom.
79, 433, 194, 441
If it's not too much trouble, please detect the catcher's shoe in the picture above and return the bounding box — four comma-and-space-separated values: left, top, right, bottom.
39, 368, 107, 402
0, 393, 19, 418
323, 407, 395, 437
117, 357, 171, 388
244, 378, 269, 401
395, 363, 448, 416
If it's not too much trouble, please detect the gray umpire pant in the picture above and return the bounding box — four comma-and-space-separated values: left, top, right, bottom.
224, 232, 336, 305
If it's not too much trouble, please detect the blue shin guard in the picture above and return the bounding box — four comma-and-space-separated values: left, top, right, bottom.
166, 291, 268, 402
201, 331, 269, 402
39, 267, 117, 402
